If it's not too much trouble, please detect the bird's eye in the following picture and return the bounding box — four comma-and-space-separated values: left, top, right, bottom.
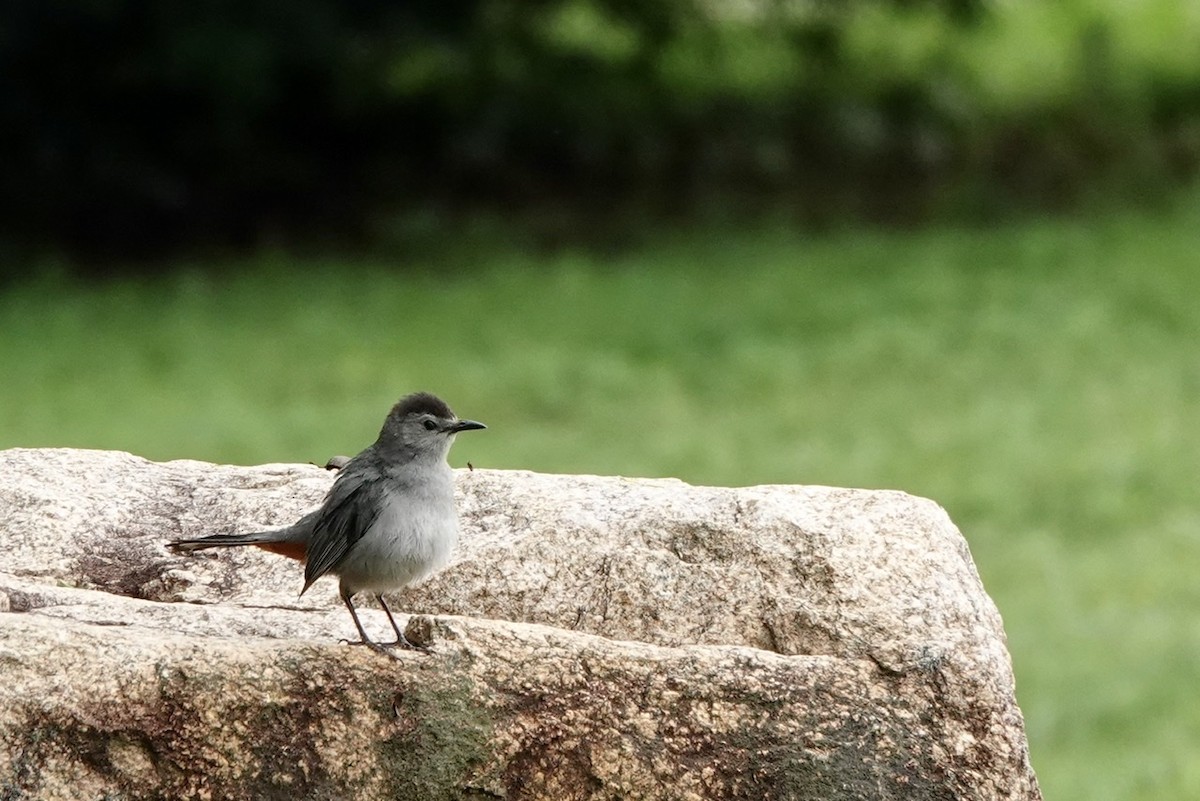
422, 419, 438, 431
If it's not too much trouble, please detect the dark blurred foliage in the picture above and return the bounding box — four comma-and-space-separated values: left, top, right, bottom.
1, 0, 1197, 269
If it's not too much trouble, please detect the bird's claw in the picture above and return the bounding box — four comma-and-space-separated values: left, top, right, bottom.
386, 632, 432, 653
339, 638, 406, 661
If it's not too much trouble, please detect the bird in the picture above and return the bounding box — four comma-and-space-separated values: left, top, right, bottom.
168, 392, 485, 654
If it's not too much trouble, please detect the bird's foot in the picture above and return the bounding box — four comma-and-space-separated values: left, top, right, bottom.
338, 638, 405, 661
382, 630, 432, 653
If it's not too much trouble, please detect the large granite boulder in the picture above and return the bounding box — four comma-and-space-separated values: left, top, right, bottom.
0, 448, 1040, 800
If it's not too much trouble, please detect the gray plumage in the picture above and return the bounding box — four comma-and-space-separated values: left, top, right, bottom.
169, 391, 485, 654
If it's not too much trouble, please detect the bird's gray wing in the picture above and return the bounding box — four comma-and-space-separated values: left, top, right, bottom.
301, 468, 384, 594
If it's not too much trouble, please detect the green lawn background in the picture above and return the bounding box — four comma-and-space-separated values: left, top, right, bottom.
3, 197, 1199, 800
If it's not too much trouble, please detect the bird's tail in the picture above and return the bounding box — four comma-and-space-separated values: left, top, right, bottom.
168, 531, 307, 561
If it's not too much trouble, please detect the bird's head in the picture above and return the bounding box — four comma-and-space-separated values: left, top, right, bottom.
377, 391, 486, 460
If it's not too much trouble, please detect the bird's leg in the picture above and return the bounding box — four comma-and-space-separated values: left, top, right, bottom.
377, 594, 428, 651
339, 587, 400, 660
376, 594, 406, 643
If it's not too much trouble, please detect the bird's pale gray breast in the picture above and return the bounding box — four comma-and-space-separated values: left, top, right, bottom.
334, 467, 459, 594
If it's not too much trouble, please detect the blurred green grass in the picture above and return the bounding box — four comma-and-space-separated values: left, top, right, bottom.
3, 198, 1200, 800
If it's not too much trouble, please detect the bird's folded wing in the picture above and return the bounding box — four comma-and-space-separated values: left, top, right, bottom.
302, 472, 383, 593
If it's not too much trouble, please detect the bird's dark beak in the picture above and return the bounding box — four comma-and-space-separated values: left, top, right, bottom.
445, 419, 486, 434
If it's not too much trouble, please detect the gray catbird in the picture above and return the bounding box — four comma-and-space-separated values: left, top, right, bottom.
168, 392, 485, 654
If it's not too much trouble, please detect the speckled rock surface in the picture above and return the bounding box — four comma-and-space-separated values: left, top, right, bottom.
0, 447, 1041, 800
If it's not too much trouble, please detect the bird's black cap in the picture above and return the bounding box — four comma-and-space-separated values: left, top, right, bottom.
390, 392, 455, 420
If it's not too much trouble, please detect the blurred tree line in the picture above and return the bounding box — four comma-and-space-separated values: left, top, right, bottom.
3, 0, 1199, 265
